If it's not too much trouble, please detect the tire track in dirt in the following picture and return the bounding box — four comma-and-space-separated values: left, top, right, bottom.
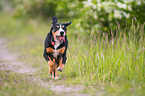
0, 38, 99, 96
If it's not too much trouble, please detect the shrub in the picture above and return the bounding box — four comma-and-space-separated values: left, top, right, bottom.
13, 0, 57, 18
56, 0, 84, 18
2, 0, 145, 38
72, 0, 145, 37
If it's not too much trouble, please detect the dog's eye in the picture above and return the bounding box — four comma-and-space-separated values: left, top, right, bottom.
62, 27, 66, 31
55, 26, 59, 31
56, 26, 59, 28
62, 25, 66, 30
62, 25, 64, 28
55, 27, 59, 31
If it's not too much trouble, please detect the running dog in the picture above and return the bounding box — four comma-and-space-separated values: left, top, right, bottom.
43, 16, 71, 79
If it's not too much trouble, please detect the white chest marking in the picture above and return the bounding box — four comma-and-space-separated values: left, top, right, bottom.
53, 41, 60, 58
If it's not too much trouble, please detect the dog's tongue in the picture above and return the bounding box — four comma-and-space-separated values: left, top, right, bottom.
59, 36, 65, 42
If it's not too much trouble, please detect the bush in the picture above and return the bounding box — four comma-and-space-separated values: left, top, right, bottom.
13, 0, 57, 18
73, 0, 145, 37
131, 2, 145, 24
2, 0, 145, 38
56, 0, 84, 18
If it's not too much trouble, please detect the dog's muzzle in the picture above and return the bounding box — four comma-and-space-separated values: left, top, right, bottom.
60, 31, 64, 36
56, 36, 65, 42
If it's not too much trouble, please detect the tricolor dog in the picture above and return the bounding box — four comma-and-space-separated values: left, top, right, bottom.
43, 16, 72, 79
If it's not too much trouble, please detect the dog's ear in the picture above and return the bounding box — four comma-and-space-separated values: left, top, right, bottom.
52, 16, 58, 24
64, 21, 72, 27
52, 16, 58, 29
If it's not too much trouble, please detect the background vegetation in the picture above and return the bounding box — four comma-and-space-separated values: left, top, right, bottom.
6, 0, 145, 35
0, 0, 145, 96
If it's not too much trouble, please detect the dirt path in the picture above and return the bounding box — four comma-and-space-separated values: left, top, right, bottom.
0, 38, 98, 96
0, 38, 36, 74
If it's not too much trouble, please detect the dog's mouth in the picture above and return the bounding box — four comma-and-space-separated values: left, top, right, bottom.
56, 36, 65, 42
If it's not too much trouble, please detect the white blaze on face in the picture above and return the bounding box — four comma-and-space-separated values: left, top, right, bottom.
58, 24, 65, 37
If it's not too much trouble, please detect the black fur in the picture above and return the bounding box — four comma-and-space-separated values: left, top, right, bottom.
43, 17, 71, 65
43, 32, 68, 64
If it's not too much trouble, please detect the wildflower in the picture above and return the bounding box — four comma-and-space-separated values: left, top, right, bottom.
123, 12, 130, 18
133, 17, 137, 21
37, 45, 42, 50
137, 1, 141, 5
127, 5, 132, 11
30, 49, 34, 53
114, 10, 122, 19
117, 2, 127, 9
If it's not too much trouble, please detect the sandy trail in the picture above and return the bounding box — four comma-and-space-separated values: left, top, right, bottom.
0, 38, 35, 74
0, 38, 96, 96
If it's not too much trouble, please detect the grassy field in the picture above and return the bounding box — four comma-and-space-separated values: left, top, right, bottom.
0, 12, 145, 96
0, 70, 54, 96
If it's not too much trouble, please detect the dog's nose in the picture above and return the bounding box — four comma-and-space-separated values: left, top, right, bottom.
60, 31, 64, 36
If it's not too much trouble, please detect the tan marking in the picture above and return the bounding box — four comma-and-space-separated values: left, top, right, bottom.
59, 64, 64, 70
62, 25, 64, 28
56, 26, 59, 28
48, 60, 55, 75
46, 47, 54, 53
52, 30, 59, 41
48, 56, 57, 75
59, 47, 65, 54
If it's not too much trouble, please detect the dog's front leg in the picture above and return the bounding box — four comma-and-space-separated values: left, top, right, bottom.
48, 58, 60, 79
46, 47, 54, 53
57, 47, 65, 71
53, 63, 60, 79
48, 58, 55, 76
57, 57, 64, 72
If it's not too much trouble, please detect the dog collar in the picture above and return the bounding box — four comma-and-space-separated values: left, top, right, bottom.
51, 41, 55, 45
50, 36, 55, 45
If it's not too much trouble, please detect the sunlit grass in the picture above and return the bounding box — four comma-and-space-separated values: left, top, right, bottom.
0, 70, 54, 96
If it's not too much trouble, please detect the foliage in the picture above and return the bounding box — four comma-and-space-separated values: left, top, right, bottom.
73, 0, 145, 37
1, 0, 145, 38
56, 0, 84, 18
13, 0, 57, 18
131, 2, 145, 24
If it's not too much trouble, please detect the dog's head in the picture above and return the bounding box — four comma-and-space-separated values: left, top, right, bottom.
51, 16, 72, 42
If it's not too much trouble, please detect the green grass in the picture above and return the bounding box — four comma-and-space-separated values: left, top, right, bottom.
0, 12, 145, 96
0, 70, 54, 96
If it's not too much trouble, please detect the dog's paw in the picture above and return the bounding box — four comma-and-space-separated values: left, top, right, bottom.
52, 76, 55, 79
55, 77, 61, 79
57, 67, 63, 72
52, 76, 61, 79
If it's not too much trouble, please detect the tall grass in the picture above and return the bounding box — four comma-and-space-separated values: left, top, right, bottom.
0, 12, 144, 95
65, 21, 145, 86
